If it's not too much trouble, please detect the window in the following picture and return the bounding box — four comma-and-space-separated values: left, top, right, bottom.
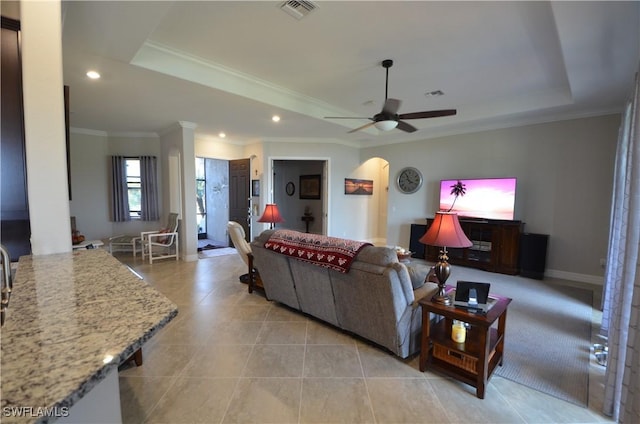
126, 158, 142, 219
111, 155, 159, 222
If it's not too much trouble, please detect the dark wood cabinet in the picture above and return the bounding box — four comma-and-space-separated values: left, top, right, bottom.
1, 17, 31, 261
423, 218, 523, 275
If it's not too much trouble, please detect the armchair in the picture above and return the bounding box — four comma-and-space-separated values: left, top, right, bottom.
227, 221, 252, 283
141, 213, 180, 264
108, 234, 142, 257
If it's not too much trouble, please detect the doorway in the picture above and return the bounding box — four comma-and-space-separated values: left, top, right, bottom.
228, 158, 251, 242
195, 157, 230, 250
272, 159, 327, 234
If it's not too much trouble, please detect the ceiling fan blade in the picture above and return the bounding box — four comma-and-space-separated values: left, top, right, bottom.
396, 120, 418, 133
398, 109, 457, 120
325, 116, 372, 119
381, 98, 401, 115
347, 121, 376, 133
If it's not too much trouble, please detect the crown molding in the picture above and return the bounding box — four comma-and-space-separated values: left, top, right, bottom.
130, 40, 374, 134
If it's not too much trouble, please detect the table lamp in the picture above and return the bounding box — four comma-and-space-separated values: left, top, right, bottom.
258, 204, 284, 229
419, 211, 472, 305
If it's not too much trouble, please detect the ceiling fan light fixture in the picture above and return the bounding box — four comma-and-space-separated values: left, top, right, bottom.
374, 120, 398, 131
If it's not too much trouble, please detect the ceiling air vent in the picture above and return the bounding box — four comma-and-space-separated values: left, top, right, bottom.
279, 0, 318, 20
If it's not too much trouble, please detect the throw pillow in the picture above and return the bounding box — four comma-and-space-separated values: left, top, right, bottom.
156, 228, 171, 244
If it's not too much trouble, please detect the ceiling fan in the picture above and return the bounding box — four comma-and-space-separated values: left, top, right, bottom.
325, 59, 457, 133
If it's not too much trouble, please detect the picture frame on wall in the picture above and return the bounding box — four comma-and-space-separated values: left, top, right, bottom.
286, 181, 295, 196
251, 179, 260, 197
299, 174, 321, 199
344, 178, 374, 195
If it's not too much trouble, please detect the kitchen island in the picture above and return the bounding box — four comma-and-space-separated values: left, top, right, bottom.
1, 249, 178, 423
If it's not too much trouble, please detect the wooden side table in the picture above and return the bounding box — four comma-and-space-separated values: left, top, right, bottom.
247, 253, 264, 294
419, 293, 511, 399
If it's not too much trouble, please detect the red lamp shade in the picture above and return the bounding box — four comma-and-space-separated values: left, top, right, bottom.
419, 212, 472, 248
258, 204, 284, 227
419, 211, 472, 305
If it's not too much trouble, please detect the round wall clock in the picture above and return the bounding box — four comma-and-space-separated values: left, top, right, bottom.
397, 167, 423, 194
286, 181, 295, 196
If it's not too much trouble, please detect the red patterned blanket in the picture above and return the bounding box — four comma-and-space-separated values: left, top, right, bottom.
264, 230, 371, 273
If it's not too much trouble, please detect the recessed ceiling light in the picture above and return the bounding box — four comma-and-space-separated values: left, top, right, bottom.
86, 70, 101, 79
218, 132, 226, 138
272, 115, 281, 122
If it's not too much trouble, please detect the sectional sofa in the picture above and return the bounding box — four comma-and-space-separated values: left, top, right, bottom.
250, 229, 437, 358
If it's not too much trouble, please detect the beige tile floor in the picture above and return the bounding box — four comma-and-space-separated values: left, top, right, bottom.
116, 251, 613, 424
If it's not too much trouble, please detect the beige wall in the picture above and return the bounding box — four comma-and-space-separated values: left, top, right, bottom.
363, 114, 621, 282
70, 114, 620, 281
69, 131, 164, 240
69, 131, 110, 239
258, 141, 367, 240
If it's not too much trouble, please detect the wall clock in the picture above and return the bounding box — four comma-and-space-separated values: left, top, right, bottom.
286, 181, 295, 196
397, 167, 423, 194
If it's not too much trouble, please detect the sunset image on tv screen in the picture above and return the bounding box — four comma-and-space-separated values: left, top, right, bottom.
439, 178, 516, 220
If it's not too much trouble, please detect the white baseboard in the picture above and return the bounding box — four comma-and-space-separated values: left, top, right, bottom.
184, 253, 199, 262
545, 269, 604, 286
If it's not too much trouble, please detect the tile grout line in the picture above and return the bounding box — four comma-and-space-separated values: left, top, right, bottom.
218, 296, 271, 423
355, 343, 378, 424
298, 321, 309, 424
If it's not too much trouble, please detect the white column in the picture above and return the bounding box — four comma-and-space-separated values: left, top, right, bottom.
21, 0, 72, 255
160, 122, 198, 261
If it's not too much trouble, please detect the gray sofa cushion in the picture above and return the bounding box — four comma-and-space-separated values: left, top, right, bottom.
407, 262, 433, 290
356, 245, 398, 266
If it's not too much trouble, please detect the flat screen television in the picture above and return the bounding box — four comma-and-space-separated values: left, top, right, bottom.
439, 178, 517, 221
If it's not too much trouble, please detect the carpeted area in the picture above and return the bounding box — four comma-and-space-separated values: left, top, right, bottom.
452, 266, 593, 407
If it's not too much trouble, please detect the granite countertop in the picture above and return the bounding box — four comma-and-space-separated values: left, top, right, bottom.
0, 249, 178, 423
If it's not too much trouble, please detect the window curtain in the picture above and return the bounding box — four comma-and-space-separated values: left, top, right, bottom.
140, 156, 159, 221
110, 156, 130, 222
601, 71, 640, 423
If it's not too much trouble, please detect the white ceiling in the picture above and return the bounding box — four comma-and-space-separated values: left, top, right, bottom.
59, 1, 640, 147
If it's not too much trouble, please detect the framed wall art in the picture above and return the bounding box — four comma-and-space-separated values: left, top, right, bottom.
344, 178, 373, 195
251, 179, 260, 197
299, 174, 321, 199
286, 181, 295, 196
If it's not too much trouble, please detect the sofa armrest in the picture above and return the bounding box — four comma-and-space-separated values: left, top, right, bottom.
390, 262, 416, 306
411, 282, 439, 308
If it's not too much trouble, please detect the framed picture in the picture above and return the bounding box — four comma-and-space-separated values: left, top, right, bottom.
299, 174, 321, 199
344, 178, 374, 195
251, 179, 260, 197
286, 181, 295, 196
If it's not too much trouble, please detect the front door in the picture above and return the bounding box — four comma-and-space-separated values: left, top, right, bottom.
228, 158, 250, 243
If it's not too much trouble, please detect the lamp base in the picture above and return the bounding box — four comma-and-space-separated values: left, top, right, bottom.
431, 286, 452, 305
430, 248, 452, 305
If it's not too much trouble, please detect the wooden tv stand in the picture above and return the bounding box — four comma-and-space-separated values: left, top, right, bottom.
422, 218, 523, 275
